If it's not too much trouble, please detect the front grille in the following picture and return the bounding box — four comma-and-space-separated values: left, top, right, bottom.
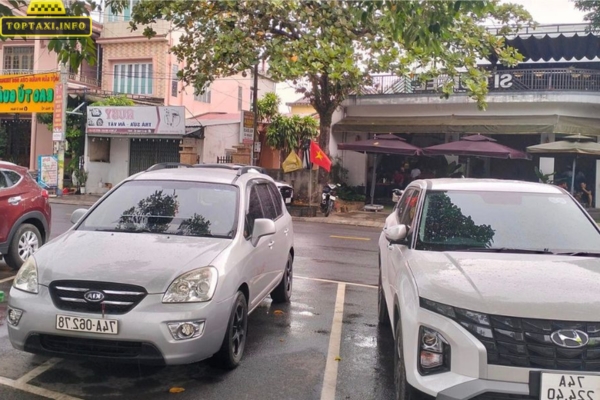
39, 334, 143, 358
471, 394, 536, 400
49, 280, 147, 315
421, 298, 600, 371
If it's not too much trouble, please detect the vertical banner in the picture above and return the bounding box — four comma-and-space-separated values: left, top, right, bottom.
52, 82, 64, 141
240, 111, 254, 144
38, 155, 58, 189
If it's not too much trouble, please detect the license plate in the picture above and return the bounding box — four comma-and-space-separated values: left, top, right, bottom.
56, 315, 118, 335
541, 373, 600, 400
285, 198, 291, 204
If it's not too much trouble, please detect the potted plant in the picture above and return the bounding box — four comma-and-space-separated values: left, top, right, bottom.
74, 168, 88, 194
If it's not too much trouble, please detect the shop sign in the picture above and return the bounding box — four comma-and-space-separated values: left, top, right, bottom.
240, 110, 254, 144
38, 155, 58, 188
0, 72, 59, 113
86, 106, 185, 135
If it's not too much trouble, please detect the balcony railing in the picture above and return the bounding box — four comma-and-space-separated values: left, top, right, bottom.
363, 68, 600, 96
68, 73, 100, 88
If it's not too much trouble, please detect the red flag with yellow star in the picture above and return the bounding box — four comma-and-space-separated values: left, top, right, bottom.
310, 141, 331, 172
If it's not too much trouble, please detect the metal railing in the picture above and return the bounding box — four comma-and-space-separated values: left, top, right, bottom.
216, 156, 233, 164
68, 73, 100, 88
363, 68, 600, 96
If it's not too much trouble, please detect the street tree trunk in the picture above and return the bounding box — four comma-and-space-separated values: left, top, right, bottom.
317, 111, 333, 186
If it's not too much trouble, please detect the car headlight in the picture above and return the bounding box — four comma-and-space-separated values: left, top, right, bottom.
162, 266, 218, 303
13, 256, 38, 294
419, 326, 451, 375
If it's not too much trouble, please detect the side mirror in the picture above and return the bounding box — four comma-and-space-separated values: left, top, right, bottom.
251, 218, 276, 247
384, 224, 408, 244
70, 208, 88, 225
392, 189, 404, 203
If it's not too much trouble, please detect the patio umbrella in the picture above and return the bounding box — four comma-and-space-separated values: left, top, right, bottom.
422, 134, 530, 177
337, 134, 422, 206
527, 134, 600, 195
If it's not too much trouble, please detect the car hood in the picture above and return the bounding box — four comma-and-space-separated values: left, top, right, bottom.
35, 231, 231, 293
411, 251, 600, 320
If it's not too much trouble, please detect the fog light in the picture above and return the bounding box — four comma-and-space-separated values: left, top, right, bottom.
420, 350, 444, 369
7, 307, 23, 326
167, 321, 205, 340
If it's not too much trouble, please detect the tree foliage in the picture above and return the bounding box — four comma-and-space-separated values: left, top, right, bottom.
90, 95, 136, 106
118, 0, 532, 182
256, 92, 280, 123
266, 114, 319, 157
572, 0, 600, 29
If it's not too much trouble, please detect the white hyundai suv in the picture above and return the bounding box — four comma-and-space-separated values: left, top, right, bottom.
378, 178, 600, 400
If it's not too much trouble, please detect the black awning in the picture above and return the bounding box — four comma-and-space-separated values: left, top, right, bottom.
505, 33, 600, 62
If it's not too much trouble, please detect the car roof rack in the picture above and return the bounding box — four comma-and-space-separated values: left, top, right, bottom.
192, 163, 238, 170
145, 163, 193, 172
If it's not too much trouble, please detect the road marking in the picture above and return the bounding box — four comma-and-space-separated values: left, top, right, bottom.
296, 275, 377, 289
0, 375, 81, 400
0, 275, 15, 283
16, 358, 63, 384
329, 235, 371, 241
320, 283, 346, 400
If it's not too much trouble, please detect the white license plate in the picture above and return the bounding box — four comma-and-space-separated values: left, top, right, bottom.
285, 198, 291, 204
541, 373, 600, 400
56, 315, 118, 335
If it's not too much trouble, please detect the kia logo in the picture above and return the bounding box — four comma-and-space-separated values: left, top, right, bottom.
550, 329, 589, 349
83, 291, 105, 303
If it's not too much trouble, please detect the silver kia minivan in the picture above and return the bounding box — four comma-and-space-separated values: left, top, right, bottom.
7, 163, 294, 369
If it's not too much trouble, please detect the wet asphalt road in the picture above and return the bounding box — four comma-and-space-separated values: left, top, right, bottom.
0, 204, 394, 400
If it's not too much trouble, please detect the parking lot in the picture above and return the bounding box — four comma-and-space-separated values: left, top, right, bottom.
0, 207, 393, 400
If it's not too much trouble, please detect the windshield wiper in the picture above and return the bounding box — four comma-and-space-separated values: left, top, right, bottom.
461, 247, 554, 254
555, 251, 600, 257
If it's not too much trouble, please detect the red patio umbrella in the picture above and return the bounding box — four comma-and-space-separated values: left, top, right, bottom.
422, 134, 529, 159
422, 134, 529, 177
338, 134, 422, 206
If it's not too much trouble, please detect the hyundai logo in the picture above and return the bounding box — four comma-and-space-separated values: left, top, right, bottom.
83, 290, 105, 303
550, 329, 589, 349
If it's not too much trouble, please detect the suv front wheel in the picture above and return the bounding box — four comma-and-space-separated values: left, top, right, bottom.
5, 224, 42, 270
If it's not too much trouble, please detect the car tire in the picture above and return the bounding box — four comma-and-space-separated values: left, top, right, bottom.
394, 318, 414, 400
271, 253, 293, 303
211, 291, 248, 370
4, 224, 42, 271
378, 268, 390, 327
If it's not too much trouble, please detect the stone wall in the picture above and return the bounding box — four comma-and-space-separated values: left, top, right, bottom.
266, 168, 318, 203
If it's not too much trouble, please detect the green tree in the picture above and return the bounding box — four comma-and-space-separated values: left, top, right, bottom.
118, 0, 531, 183
572, 0, 600, 28
266, 114, 319, 164
90, 95, 136, 107
256, 92, 280, 123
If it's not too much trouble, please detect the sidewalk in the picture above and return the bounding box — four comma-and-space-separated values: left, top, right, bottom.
48, 196, 387, 228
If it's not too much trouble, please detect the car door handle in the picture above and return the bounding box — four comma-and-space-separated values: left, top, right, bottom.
8, 196, 22, 205
284, 228, 289, 235
268, 240, 275, 248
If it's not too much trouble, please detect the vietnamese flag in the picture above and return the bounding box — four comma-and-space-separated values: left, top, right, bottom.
310, 141, 331, 172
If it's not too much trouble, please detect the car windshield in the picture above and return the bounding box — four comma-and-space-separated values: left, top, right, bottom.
415, 190, 600, 253
78, 180, 238, 238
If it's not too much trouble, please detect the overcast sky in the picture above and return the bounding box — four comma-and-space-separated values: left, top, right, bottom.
276, 0, 588, 112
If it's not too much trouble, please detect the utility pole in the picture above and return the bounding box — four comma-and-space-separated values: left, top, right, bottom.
53, 63, 68, 193
251, 63, 258, 166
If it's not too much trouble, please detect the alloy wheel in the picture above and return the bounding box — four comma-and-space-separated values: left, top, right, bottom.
17, 230, 39, 261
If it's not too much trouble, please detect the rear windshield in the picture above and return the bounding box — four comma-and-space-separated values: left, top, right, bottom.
78, 180, 239, 238
416, 190, 600, 253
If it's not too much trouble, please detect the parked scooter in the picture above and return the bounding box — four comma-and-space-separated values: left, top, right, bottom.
321, 183, 341, 217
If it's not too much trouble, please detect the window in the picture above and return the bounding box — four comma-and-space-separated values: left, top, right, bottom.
78, 180, 239, 238
246, 185, 263, 237
171, 65, 179, 97
267, 183, 283, 218
256, 184, 277, 220
3, 47, 34, 72
4, 170, 21, 186
194, 85, 211, 103
0, 171, 8, 188
108, 0, 138, 22
238, 86, 243, 111
399, 190, 420, 227
113, 63, 153, 95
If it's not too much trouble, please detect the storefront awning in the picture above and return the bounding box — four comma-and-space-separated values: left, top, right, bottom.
504, 33, 600, 62
332, 115, 600, 136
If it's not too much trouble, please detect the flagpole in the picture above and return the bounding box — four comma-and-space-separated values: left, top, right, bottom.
309, 166, 312, 208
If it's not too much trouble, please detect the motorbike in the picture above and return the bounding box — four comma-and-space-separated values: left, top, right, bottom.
320, 183, 341, 217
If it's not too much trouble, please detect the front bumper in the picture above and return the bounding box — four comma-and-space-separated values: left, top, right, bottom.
8, 285, 233, 365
